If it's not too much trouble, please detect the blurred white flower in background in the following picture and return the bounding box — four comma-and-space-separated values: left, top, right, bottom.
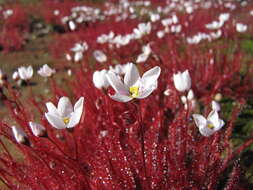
136, 44, 152, 63
12, 126, 28, 144
133, 22, 151, 39
93, 50, 107, 63
67, 42, 88, 62
236, 23, 247, 33
18, 66, 33, 81
37, 64, 56, 78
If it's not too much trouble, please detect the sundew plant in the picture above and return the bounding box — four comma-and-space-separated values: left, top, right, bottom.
0, 0, 253, 189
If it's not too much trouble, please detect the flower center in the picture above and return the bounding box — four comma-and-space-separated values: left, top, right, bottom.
129, 86, 139, 98
63, 117, 70, 124
207, 123, 214, 129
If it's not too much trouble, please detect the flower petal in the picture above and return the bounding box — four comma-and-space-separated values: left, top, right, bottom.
173, 70, 191, 92
142, 66, 161, 79
137, 88, 154, 99
173, 72, 184, 92
57, 97, 73, 117
28, 66, 33, 78
73, 97, 84, 118
207, 110, 220, 127
110, 93, 133, 102
199, 126, 215, 137
124, 63, 140, 87
182, 70, 191, 91
211, 101, 221, 112
192, 114, 207, 128
214, 119, 225, 131
45, 113, 66, 129
106, 72, 128, 95
67, 111, 82, 128
46, 102, 59, 116
138, 80, 158, 99
142, 66, 161, 87
136, 53, 149, 63
29, 122, 46, 137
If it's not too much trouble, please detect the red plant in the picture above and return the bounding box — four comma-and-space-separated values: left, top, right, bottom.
0, 5, 29, 52
0, 43, 252, 189
0, 1, 253, 190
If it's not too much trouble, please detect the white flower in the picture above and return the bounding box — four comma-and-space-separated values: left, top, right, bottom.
74, 52, 83, 62
136, 44, 152, 63
171, 25, 181, 33
162, 18, 172, 26
173, 70, 191, 92
3, 9, 13, 19
66, 53, 72, 61
53, 10, 60, 16
12, 71, 19, 81
106, 63, 161, 102
71, 42, 88, 52
45, 97, 84, 129
236, 23, 247, 33
205, 21, 223, 30
113, 34, 132, 47
172, 14, 178, 24
70, 41, 88, 62
193, 111, 225, 137
93, 69, 110, 89
150, 13, 160, 22
97, 31, 114, 44
133, 22, 151, 39
29, 122, 47, 137
219, 13, 230, 23
211, 100, 221, 112
18, 65, 33, 81
68, 20, 76, 31
157, 30, 165, 38
93, 50, 107, 63
38, 64, 56, 77
210, 30, 222, 39
185, 5, 193, 14
97, 34, 108, 44
12, 126, 28, 144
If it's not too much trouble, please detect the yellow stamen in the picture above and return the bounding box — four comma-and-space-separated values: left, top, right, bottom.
63, 117, 70, 124
129, 86, 139, 98
207, 123, 214, 129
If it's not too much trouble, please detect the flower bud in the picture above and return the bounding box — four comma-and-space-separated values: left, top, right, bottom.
214, 93, 222, 102
12, 71, 20, 81
164, 89, 171, 96
93, 69, 110, 89
12, 126, 29, 145
187, 89, 194, 101
181, 95, 187, 104
29, 122, 47, 137
173, 70, 191, 92
211, 101, 221, 112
